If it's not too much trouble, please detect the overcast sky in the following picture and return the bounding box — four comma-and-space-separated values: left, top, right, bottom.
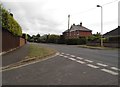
1, 0, 119, 35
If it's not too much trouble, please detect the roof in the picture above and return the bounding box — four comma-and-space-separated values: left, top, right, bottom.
63, 23, 92, 33
103, 26, 120, 37
70, 25, 92, 32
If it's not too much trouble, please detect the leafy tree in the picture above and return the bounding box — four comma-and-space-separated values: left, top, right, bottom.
47, 34, 60, 43
1, 4, 22, 36
87, 32, 101, 42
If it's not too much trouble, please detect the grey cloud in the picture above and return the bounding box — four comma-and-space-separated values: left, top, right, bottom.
2, 1, 62, 35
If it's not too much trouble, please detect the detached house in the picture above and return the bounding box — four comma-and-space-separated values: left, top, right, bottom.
63, 22, 92, 39
103, 26, 120, 38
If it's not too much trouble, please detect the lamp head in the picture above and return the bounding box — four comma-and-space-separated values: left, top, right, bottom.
97, 5, 101, 7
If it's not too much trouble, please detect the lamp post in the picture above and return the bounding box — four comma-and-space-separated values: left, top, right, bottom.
97, 5, 103, 47
68, 14, 70, 39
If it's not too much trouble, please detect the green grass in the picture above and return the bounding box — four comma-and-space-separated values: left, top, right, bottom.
28, 44, 56, 58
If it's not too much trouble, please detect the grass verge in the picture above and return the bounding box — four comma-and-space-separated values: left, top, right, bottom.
2, 44, 57, 71
23, 44, 57, 62
78, 45, 118, 50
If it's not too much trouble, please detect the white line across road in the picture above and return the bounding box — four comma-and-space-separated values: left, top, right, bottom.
87, 64, 99, 69
70, 55, 76, 57
59, 54, 64, 57
59, 53, 119, 76
76, 57, 83, 60
111, 67, 120, 71
76, 60, 85, 64
66, 54, 70, 55
96, 63, 108, 67
84, 59, 93, 63
69, 58, 76, 61
101, 69, 118, 75
63, 56, 68, 58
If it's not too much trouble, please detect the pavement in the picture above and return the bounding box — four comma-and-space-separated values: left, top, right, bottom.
2, 44, 29, 67
2, 43, 119, 85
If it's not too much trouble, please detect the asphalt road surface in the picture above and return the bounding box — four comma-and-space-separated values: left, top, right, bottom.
2, 43, 119, 85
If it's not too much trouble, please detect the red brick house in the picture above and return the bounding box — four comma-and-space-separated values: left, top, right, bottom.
63, 22, 92, 39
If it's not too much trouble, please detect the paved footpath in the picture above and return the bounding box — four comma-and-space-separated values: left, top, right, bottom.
2, 44, 29, 67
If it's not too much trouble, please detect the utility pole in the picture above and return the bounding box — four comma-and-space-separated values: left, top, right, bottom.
68, 14, 70, 39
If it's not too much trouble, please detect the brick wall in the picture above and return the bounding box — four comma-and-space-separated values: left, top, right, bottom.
63, 30, 92, 39
87, 42, 119, 48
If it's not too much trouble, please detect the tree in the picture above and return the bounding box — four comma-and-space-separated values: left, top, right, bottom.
87, 32, 101, 42
1, 4, 22, 36
47, 34, 60, 43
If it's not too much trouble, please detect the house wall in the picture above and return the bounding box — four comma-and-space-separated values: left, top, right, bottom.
63, 31, 92, 39
79, 31, 92, 37
1, 29, 26, 53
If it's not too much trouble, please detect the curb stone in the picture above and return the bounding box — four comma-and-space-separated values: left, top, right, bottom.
1, 52, 59, 72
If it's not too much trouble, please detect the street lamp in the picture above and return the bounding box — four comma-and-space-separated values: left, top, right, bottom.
68, 14, 70, 39
97, 5, 103, 47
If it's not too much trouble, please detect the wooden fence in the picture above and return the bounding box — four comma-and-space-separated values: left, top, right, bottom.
1, 29, 26, 53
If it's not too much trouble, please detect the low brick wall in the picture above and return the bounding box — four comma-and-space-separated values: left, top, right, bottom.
87, 42, 119, 48
1, 29, 26, 52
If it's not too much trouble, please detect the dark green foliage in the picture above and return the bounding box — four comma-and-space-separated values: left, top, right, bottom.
47, 34, 60, 43
66, 37, 86, 45
87, 32, 101, 42
22, 33, 27, 39
1, 4, 22, 36
57, 35, 65, 44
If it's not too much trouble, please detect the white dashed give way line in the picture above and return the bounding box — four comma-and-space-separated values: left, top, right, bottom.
59, 53, 119, 76
96, 63, 108, 67
84, 59, 93, 63
76, 57, 83, 60
87, 64, 99, 68
76, 60, 85, 64
101, 69, 118, 75
111, 67, 120, 71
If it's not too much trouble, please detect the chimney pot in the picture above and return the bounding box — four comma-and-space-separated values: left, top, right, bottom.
80, 22, 82, 26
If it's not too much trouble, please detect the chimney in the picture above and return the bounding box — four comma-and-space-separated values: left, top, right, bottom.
80, 22, 82, 26
73, 23, 75, 26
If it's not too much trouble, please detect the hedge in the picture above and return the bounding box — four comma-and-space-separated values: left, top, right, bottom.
66, 37, 86, 45
1, 4, 22, 36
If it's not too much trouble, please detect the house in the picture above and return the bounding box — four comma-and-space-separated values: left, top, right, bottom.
63, 22, 92, 39
103, 26, 120, 38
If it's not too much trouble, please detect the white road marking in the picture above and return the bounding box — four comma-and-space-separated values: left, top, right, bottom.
69, 58, 76, 61
76, 57, 83, 60
70, 55, 76, 57
76, 60, 85, 64
87, 64, 99, 68
59, 54, 64, 56
97, 63, 108, 67
101, 69, 118, 75
61, 53, 65, 54
111, 67, 120, 71
66, 54, 70, 55
84, 59, 93, 63
63, 56, 68, 58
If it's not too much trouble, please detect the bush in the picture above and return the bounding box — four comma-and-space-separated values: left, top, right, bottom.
1, 4, 22, 36
66, 37, 86, 45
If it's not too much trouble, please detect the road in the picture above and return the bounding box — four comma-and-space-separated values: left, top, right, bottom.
2, 43, 119, 85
